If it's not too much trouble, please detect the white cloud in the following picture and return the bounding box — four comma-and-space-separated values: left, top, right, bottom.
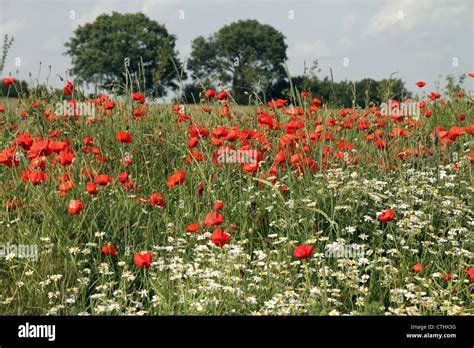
0, 19, 26, 37
366, 0, 470, 35
289, 40, 333, 59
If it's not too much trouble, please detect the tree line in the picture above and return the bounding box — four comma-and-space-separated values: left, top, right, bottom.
2, 12, 413, 106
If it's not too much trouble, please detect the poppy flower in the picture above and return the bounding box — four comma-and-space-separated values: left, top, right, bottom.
104, 101, 115, 110
204, 211, 224, 226
116, 171, 129, 184
167, 170, 186, 188
443, 273, 452, 282
415, 81, 426, 88
211, 228, 231, 247
134, 251, 153, 269
63, 81, 74, 95
217, 91, 229, 100
242, 162, 259, 173
149, 193, 165, 207
86, 182, 98, 195
378, 209, 395, 222
293, 244, 314, 259
0, 147, 20, 168
58, 151, 75, 165
205, 89, 216, 99
464, 268, 474, 283
96, 174, 112, 186
68, 200, 84, 215
214, 201, 224, 211
116, 131, 133, 143
188, 137, 198, 148
132, 92, 145, 104
101, 243, 117, 256
412, 263, 424, 273
3, 77, 17, 86
186, 223, 200, 233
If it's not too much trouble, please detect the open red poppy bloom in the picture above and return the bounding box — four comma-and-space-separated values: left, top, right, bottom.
68, 200, 84, 215
415, 81, 426, 88
86, 182, 98, 194
96, 174, 112, 186
216, 91, 229, 100
293, 244, 314, 259
205, 89, 216, 99
214, 201, 224, 211
211, 228, 231, 247
149, 193, 165, 207
464, 268, 474, 283
186, 223, 200, 233
116, 131, 133, 143
204, 211, 224, 226
412, 263, 424, 273
167, 170, 186, 188
3, 77, 16, 86
134, 251, 153, 269
378, 209, 395, 222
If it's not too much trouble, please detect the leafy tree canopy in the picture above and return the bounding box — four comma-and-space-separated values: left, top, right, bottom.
187, 19, 288, 103
64, 12, 185, 97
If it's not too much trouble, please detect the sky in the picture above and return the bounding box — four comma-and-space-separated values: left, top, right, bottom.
1, 0, 473, 102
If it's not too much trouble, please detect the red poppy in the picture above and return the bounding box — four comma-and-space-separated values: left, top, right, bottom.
3, 77, 17, 86
86, 182, 98, 195
205, 89, 216, 99
132, 92, 145, 104
101, 243, 117, 256
415, 81, 426, 88
378, 209, 395, 222
464, 268, 474, 283
167, 170, 186, 188
149, 193, 165, 207
96, 174, 112, 186
186, 223, 200, 233
242, 162, 259, 173
412, 263, 423, 273
211, 228, 231, 247
116, 131, 133, 143
68, 200, 84, 215
116, 171, 129, 184
134, 251, 153, 269
104, 101, 115, 110
204, 211, 224, 226
214, 201, 224, 211
217, 91, 229, 100
64, 81, 74, 95
58, 151, 75, 166
293, 244, 314, 259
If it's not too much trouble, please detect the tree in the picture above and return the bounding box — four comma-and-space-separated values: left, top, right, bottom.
187, 19, 288, 104
64, 12, 185, 97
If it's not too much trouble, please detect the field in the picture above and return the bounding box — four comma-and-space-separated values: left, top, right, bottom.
0, 87, 473, 316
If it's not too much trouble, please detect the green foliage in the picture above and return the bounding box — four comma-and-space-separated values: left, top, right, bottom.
64, 12, 185, 97
187, 19, 288, 104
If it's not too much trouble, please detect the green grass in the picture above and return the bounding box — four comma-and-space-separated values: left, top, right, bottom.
0, 91, 472, 315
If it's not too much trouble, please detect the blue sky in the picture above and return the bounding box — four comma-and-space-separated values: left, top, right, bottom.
1, 0, 473, 101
